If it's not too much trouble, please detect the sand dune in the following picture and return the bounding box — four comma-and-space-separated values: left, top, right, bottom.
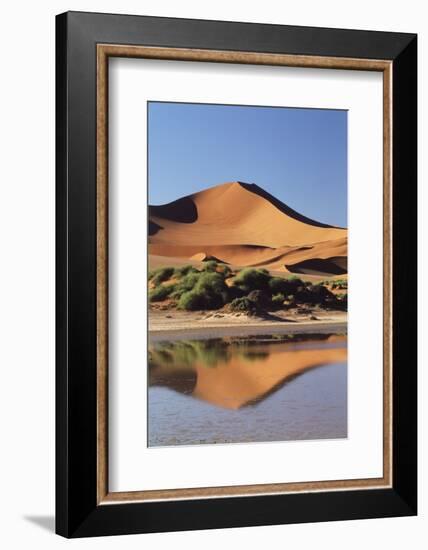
149, 181, 347, 276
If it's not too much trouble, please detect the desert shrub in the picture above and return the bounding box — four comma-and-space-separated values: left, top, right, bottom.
230, 297, 257, 313
272, 292, 286, 306
335, 292, 348, 310
269, 276, 303, 295
246, 289, 271, 309
303, 283, 338, 307
268, 277, 283, 294
309, 283, 333, 297
150, 267, 174, 286
227, 284, 246, 300
331, 279, 348, 290
149, 284, 174, 302
182, 271, 201, 288
217, 263, 232, 277
171, 272, 202, 298
173, 265, 198, 278
201, 260, 219, 272
177, 272, 229, 310
293, 286, 312, 304
177, 290, 204, 310
194, 271, 226, 291
292, 283, 318, 305
233, 268, 271, 292
177, 289, 221, 310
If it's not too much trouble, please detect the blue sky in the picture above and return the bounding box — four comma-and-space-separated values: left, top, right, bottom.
148, 102, 347, 228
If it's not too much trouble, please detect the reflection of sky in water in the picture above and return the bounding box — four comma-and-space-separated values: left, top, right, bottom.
148, 337, 347, 447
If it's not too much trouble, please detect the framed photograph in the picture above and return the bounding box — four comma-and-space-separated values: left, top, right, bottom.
56, 11, 417, 537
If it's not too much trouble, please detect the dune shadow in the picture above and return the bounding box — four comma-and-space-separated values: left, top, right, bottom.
149, 196, 198, 223
239, 182, 345, 229
286, 257, 347, 276
148, 219, 164, 236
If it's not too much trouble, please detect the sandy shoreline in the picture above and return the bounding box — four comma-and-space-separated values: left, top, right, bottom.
149, 310, 347, 342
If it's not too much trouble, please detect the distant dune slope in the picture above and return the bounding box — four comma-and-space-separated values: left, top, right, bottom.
149, 181, 347, 276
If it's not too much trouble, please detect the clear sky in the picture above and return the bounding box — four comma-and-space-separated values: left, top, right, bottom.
148, 102, 347, 228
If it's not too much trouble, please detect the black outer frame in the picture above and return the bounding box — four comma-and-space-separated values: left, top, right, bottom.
56, 11, 417, 538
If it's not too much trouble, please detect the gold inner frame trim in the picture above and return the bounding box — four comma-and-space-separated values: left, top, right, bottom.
96, 43, 393, 505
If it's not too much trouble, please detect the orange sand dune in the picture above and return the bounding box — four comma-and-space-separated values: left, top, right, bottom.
149, 181, 347, 275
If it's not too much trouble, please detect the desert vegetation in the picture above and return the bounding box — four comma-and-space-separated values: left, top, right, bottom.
148, 262, 347, 314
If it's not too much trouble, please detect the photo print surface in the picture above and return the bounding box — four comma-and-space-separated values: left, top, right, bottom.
147, 101, 348, 447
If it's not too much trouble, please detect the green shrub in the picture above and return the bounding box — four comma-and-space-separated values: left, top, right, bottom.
150, 267, 174, 286
272, 292, 286, 306
227, 284, 246, 300
177, 272, 229, 310
177, 290, 207, 310
230, 297, 257, 313
331, 279, 348, 290
195, 272, 227, 295
334, 292, 348, 311
173, 265, 198, 278
246, 289, 271, 309
177, 289, 223, 311
172, 272, 202, 297
201, 260, 219, 272
217, 263, 232, 277
149, 284, 174, 302
269, 277, 287, 294
181, 271, 201, 288
291, 282, 331, 305
233, 268, 271, 292
269, 276, 303, 295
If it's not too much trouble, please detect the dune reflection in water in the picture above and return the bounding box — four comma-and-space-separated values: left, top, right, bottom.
148, 334, 347, 447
